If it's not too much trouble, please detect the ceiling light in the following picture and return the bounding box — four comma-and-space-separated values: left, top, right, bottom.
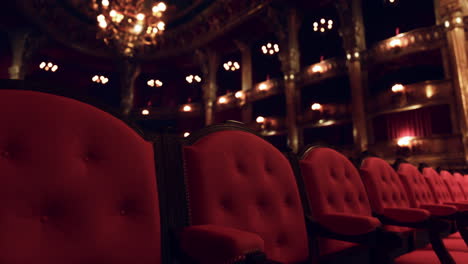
261, 43, 280, 55
92, 0, 168, 56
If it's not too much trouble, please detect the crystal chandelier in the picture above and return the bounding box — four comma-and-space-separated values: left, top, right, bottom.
92, 0, 167, 56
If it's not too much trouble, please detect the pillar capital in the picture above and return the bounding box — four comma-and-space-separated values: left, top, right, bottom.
195, 49, 219, 125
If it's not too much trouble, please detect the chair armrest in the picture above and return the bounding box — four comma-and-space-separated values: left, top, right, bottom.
382, 208, 430, 224
180, 225, 265, 264
445, 202, 468, 211
420, 204, 458, 217
317, 213, 382, 236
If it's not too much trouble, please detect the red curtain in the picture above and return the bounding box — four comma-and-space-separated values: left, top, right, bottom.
385, 108, 432, 139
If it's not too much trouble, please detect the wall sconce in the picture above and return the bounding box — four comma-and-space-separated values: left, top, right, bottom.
218, 96, 228, 104
311, 64, 324, 74
391, 83, 405, 93
258, 82, 270, 91
256, 116, 265, 123
397, 136, 414, 147
182, 105, 192, 112
425, 85, 435, 98
389, 38, 402, 48
311, 103, 323, 111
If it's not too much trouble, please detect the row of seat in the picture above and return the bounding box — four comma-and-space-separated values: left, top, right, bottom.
1, 89, 468, 264
176, 122, 468, 264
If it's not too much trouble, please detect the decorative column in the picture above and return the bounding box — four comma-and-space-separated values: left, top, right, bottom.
119, 59, 141, 117
270, 6, 302, 153
7, 29, 45, 80
235, 40, 253, 124
438, 0, 468, 163
337, 0, 369, 153
196, 50, 219, 126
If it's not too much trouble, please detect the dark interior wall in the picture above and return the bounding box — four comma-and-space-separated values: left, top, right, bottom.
363, 0, 436, 47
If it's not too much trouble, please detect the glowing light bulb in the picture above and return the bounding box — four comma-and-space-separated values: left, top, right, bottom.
256, 116, 265, 123
184, 132, 190, 138
92, 75, 99, 82
51, 65, 58, 72
136, 13, 145, 21
39, 62, 46, 69
312, 65, 323, 73
311, 103, 322, 111
102, 0, 109, 7
133, 24, 143, 34
235, 91, 243, 99
258, 83, 268, 91
142, 109, 150, 116
157, 21, 165, 30
391, 84, 405, 93
397, 136, 413, 147
183, 105, 192, 112
218, 97, 227, 104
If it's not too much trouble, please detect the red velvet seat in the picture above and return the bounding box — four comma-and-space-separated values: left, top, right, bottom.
423, 168, 468, 211
299, 147, 379, 260
360, 157, 468, 263
396, 163, 467, 251
441, 171, 468, 202
0, 90, 162, 263
181, 125, 309, 263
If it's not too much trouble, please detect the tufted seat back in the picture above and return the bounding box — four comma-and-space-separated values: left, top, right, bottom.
422, 167, 453, 204
453, 173, 467, 199
360, 157, 410, 215
441, 170, 467, 202
397, 163, 436, 208
300, 147, 373, 256
183, 130, 309, 263
300, 147, 373, 218
0, 90, 161, 264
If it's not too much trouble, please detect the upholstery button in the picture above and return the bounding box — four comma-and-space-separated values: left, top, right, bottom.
1, 151, 10, 158
284, 196, 293, 207
120, 209, 127, 216
40, 215, 49, 223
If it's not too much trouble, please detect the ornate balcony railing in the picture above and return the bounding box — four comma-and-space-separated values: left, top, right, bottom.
299, 103, 351, 128
367, 80, 452, 116
300, 58, 347, 86
366, 25, 446, 64
368, 134, 465, 167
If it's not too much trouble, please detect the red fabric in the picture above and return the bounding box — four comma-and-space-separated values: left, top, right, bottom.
441, 171, 467, 202
180, 225, 265, 264
318, 238, 359, 256
448, 232, 463, 239
423, 167, 454, 204
395, 250, 468, 264
397, 163, 437, 208
360, 157, 411, 215
183, 130, 309, 263
453, 173, 467, 199
445, 202, 468, 211
300, 148, 374, 217
300, 148, 377, 254
425, 238, 468, 252
419, 204, 458, 217
384, 107, 433, 140
0, 90, 161, 264
382, 208, 430, 223
318, 213, 381, 236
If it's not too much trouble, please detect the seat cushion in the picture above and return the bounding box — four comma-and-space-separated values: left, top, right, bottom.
395, 250, 468, 264
448, 232, 463, 239
424, 238, 468, 252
